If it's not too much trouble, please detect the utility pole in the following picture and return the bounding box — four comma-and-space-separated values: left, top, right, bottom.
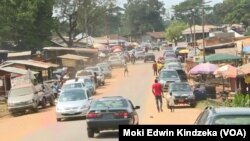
192, 9, 196, 56
202, 0, 206, 63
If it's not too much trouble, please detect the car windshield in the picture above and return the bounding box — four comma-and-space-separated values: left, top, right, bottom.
110, 57, 119, 60
171, 83, 192, 92
99, 66, 109, 71
213, 115, 250, 125
167, 64, 181, 68
59, 90, 86, 102
160, 71, 178, 79
76, 71, 92, 76
84, 79, 93, 85
9, 87, 33, 97
62, 83, 83, 89
86, 67, 99, 72
91, 99, 128, 108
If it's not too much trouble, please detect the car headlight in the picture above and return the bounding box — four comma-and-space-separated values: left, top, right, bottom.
56, 106, 63, 112
27, 100, 33, 104
80, 105, 88, 110
8, 102, 15, 107
188, 94, 195, 99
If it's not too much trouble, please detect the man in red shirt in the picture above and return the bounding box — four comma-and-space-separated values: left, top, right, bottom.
152, 79, 164, 112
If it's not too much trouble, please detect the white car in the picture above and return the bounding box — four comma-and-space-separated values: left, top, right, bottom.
56, 88, 92, 121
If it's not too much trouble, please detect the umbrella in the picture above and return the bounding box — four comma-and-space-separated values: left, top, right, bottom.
238, 63, 250, 74
113, 48, 122, 52
111, 45, 123, 50
189, 63, 218, 75
213, 64, 237, 78
243, 46, 250, 53
179, 49, 189, 54
201, 53, 241, 62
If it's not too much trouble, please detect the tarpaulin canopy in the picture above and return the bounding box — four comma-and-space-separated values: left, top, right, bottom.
202, 53, 241, 62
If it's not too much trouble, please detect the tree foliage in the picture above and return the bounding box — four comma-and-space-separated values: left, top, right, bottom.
165, 21, 188, 45
53, 0, 114, 47
0, 0, 55, 50
122, 0, 165, 38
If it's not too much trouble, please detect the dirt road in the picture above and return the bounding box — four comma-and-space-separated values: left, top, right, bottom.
0, 51, 201, 141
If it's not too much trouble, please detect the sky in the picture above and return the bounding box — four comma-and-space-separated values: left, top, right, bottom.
117, 0, 224, 10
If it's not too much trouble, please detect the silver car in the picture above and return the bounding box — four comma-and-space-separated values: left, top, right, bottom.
56, 88, 92, 121
96, 63, 112, 78
108, 56, 125, 68
158, 69, 181, 92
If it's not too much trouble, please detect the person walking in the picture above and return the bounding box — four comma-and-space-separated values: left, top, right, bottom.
152, 79, 164, 113
168, 93, 175, 112
152, 61, 158, 76
124, 63, 129, 76
157, 61, 163, 74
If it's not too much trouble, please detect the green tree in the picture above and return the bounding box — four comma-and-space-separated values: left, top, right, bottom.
122, 0, 165, 38
165, 21, 188, 45
54, 0, 114, 47
0, 0, 55, 50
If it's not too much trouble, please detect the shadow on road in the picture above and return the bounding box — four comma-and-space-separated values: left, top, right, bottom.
95, 131, 119, 139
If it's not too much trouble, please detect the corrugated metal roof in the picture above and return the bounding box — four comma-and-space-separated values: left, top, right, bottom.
5, 60, 59, 69
58, 54, 89, 61
8, 51, 31, 57
0, 67, 38, 75
43, 47, 98, 54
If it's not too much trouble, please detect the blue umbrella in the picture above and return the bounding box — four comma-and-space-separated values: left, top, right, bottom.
243, 46, 250, 53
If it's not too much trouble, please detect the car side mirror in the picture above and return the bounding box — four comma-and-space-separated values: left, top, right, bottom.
134, 106, 140, 110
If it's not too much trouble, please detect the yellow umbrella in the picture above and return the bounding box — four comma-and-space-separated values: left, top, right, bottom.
179, 49, 189, 54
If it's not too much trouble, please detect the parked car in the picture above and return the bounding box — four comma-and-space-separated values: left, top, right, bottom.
86, 96, 140, 138
85, 66, 105, 86
151, 44, 160, 51
61, 79, 93, 96
164, 62, 182, 70
176, 69, 188, 82
194, 107, 250, 125
144, 53, 156, 63
56, 88, 92, 122
164, 58, 180, 67
135, 51, 145, 60
158, 69, 181, 92
78, 76, 96, 95
96, 63, 112, 79
108, 56, 125, 68
7, 84, 47, 116
167, 82, 196, 108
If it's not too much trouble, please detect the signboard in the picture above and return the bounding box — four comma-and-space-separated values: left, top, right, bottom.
11, 70, 35, 87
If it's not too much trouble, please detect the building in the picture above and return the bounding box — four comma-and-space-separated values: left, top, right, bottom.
142, 32, 165, 43
182, 25, 224, 43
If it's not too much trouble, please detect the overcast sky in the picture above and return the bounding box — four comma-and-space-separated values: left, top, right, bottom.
117, 0, 224, 10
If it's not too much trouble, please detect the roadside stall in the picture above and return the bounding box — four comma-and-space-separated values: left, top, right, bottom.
58, 54, 89, 79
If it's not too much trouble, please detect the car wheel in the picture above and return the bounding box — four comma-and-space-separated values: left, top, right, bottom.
57, 118, 61, 122
87, 128, 95, 138
49, 97, 55, 106
10, 112, 18, 117
33, 106, 39, 113
41, 98, 47, 109
144, 60, 146, 63
190, 103, 196, 108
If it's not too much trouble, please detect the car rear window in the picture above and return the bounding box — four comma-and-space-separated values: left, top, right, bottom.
160, 70, 178, 78
86, 67, 99, 72
213, 115, 250, 125
62, 83, 83, 89
91, 99, 128, 108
